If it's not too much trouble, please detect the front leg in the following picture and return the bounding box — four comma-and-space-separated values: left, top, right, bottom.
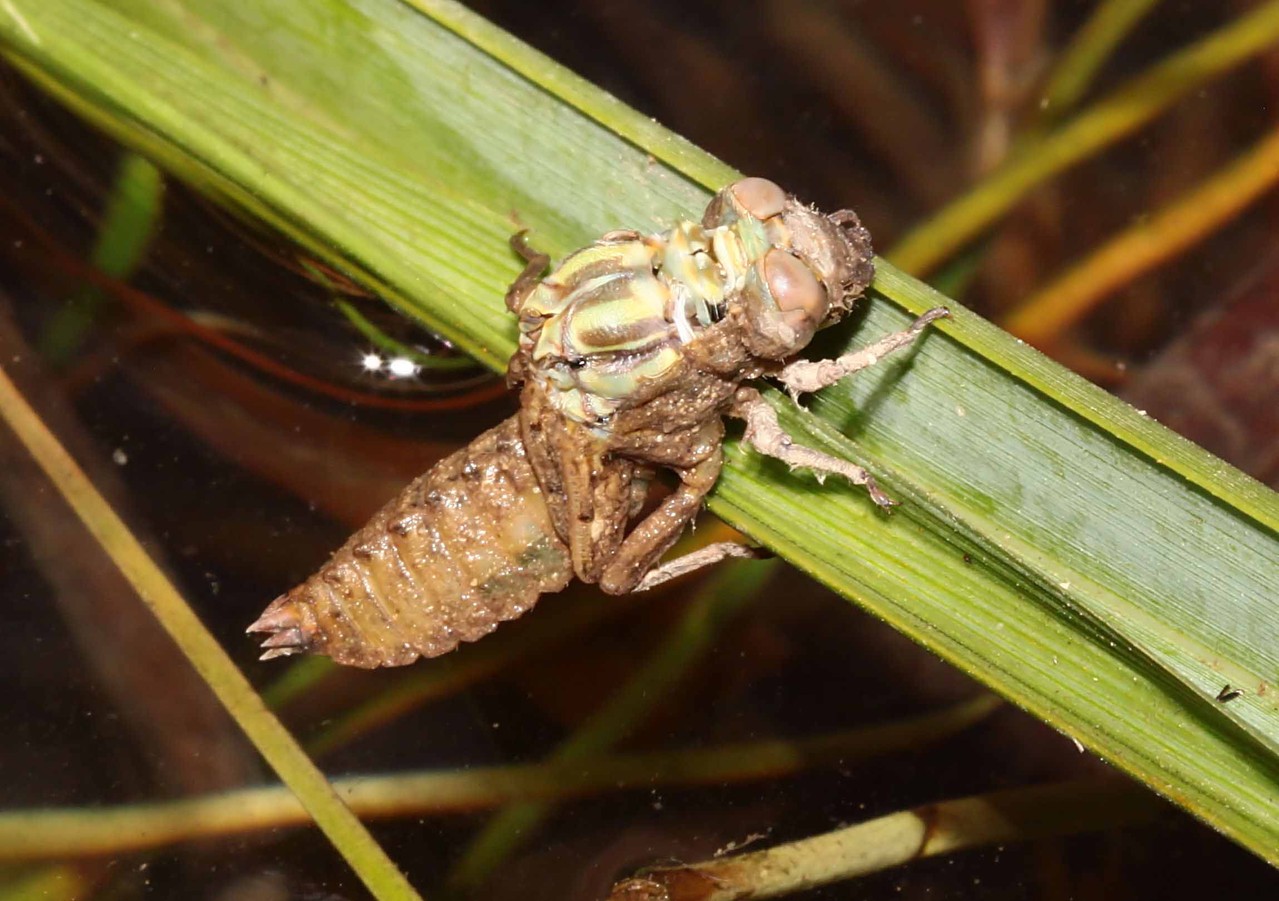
730, 386, 896, 508
775, 307, 949, 399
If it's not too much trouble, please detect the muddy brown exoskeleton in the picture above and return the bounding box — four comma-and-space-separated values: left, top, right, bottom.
249, 178, 948, 667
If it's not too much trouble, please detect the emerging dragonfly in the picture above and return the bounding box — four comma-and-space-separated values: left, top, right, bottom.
249, 178, 947, 667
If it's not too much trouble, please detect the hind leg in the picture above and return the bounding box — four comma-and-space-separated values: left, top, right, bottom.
631, 541, 765, 592
598, 451, 730, 594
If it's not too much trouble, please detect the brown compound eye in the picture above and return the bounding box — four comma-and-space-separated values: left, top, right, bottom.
730, 177, 787, 221
763, 248, 828, 334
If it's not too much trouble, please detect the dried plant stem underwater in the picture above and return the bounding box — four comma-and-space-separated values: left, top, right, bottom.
1004, 124, 1279, 345
0, 696, 999, 862
0, 367, 422, 901
888, 0, 1279, 275
606, 779, 1165, 901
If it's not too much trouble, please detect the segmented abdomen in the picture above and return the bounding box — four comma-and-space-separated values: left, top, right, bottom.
249, 416, 572, 667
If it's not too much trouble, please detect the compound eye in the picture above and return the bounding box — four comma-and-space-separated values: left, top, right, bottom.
763, 248, 828, 328
730, 177, 787, 221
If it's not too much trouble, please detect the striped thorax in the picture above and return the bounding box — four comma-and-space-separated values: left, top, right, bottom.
515, 178, 873, 431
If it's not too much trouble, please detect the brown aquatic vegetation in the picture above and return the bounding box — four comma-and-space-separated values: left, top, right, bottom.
249, 178, 947, 667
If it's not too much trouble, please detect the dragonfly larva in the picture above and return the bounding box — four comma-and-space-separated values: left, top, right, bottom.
249, 178, 948, 667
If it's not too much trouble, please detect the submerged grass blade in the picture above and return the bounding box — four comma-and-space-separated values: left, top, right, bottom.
38, 152, 163, 365
1037, 0, 1165, 119
1, 0, 1277, 867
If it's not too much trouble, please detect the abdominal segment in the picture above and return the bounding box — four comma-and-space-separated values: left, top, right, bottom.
249, 416, 573, 668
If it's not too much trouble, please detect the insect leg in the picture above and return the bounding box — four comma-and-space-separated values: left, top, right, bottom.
540, 414, 642, 584
565, 452, 605, 579
730, 386, 896, 508
505, 231, 550, 313
632, 542, 765, 592
774, 307, 949, 399
597, 451, 723, 594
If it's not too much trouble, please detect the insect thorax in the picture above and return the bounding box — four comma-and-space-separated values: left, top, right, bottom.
517, 211, 779, 429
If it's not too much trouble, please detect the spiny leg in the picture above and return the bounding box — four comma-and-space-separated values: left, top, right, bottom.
558, 438, 625, 584
531, 404, 641, 584
730, 386, 896, 508
775, 307, 949, 399
633, 541, 765, 592
564, 451, 599, 581
505, 231, 549, 314
598, 452, 725, 594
